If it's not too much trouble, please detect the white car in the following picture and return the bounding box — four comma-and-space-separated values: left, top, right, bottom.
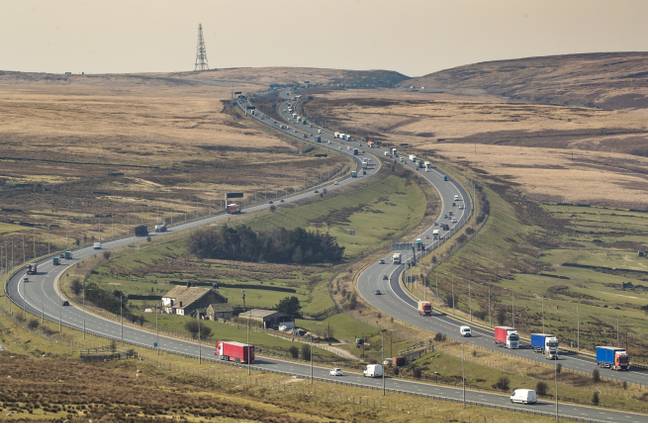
510, 389, 537, 404
329, 368, 344, 376
460, 325, 472, 337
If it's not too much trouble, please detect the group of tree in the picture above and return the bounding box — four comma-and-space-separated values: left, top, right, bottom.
189, 224, 344, 264
83, 282, 144, 324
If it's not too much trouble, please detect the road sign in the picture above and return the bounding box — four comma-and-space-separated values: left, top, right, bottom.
226, 192, 244, 199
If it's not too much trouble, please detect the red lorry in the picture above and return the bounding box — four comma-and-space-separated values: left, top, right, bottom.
494, 326, 520, 349
215, 341, 255, 364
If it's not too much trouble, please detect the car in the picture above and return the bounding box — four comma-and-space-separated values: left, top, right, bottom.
314, 190, 319, 193
452, 218, 458, 223
460, 325, 472, 337
329, 368, 344, 376
374, 289, 382, 295
269, 200, 274, 204
334, 181, 339, 185
378, 259, 385, 264
22, 276, 29, 283
382, 274, 388, 280
280, 199, 285, 203
62, 300, 70, 307
510, 389, 537, 404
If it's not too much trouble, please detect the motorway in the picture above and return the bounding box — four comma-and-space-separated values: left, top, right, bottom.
4, 87, 648, 422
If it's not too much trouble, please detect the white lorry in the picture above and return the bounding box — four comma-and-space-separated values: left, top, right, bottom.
392, 252, 402, 264
408, 154, 417, 162
432, 229, 440, 239
363, 364, 384, 378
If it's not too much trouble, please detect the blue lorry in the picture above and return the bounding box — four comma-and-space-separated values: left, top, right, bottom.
596, 346, 630, 370
530, 333, 559, 359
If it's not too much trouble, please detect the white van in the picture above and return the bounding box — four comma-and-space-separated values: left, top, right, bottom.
510, 389, 537, 404
459, 325, 472, 337
93, 242, 102, 250
363, 364, 384, 378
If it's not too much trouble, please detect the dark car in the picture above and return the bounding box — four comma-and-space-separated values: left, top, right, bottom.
62, 300, 70, 307
383, 274, 388, 280
374, 289, 382, 295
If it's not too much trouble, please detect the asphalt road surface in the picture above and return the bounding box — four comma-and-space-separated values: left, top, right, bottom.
5, 87, 648, 422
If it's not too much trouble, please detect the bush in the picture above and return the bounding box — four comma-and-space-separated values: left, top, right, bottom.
275, 296, 302, 319
494, 376, 510, 391
102, 251, 112, 260
496, 307, 507, 325
536, 381, 548, 396
134, 225, 148, 237
288, 346, 299, 359
556, 363, 562, 374
592, 391, 600, 405
184, 321, 211, 340
433, 333, 446, 342
592, 369, 600, 383
27, 319, 40, 330
189, 224, 344, 264
301, 344, 311, 361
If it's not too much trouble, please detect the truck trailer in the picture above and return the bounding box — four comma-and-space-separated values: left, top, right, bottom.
530, 333, 559, 359
215, 341, 255, 364
408, 154, 417, 162
392, 252, 402, 264
417, 300, 432, 316
494, 326, 519, 349
596, 346, 630, 370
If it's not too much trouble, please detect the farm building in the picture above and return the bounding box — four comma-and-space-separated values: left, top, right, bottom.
161, 285, 227, 316
239, 308, 290, 329
206, 303, 236, 321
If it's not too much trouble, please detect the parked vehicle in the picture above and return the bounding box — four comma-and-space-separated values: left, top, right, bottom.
363, 364, 384, 378
329, 368, 344, 376
596, 346, 630, 370
26, 263, 38, 275
215, 341, 255, 364
510, 389, 537, 404
392, 252, 402, 264
460, 325, 472, 337
530, 333, 559, 359
494, 326, 519, 349
417, 300, 432, 316
93, 242, 102, 250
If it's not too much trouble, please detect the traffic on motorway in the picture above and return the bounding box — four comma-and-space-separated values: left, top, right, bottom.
4, 86, 648, 422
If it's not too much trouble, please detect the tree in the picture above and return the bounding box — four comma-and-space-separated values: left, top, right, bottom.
27, 319, 40, 330
200, 325, 212, 340
102, 251, 112, 260
288, 346, 299, 359
276, 296, 302, 319
301, 344, 311, 361
494, 376, 510, 391
556, 363, 562, 375
536, 381, 548, 396
592, 369, 600, 383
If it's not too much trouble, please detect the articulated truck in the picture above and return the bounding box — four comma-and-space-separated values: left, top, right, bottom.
494, 326, 519, 349
417, 300, 432, 316
530, 333, 559, 359
596, 346, 630, 370
216, 341, 255, 364
392, 252, 402, 264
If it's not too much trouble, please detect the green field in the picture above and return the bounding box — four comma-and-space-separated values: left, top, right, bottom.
419, 183, 648, 361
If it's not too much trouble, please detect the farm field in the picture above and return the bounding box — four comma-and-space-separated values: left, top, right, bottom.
0, 70, 370, 274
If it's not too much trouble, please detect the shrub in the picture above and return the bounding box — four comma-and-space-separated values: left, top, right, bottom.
433, 333, 446, 342
592, 369, 600, 383
275, 296, 302, 319
494, 376, 510, 391
102, 251, 111, 260
556, 363, 562, 375
288, 346, 299, 359
592, 391, 600, 405
496, 307, 507, 325
536, 381, 548, 396
185, 321, 211, 339
27, 319, 40, 330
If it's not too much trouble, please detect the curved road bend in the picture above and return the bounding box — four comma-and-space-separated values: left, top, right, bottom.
5, 88, 648, 422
